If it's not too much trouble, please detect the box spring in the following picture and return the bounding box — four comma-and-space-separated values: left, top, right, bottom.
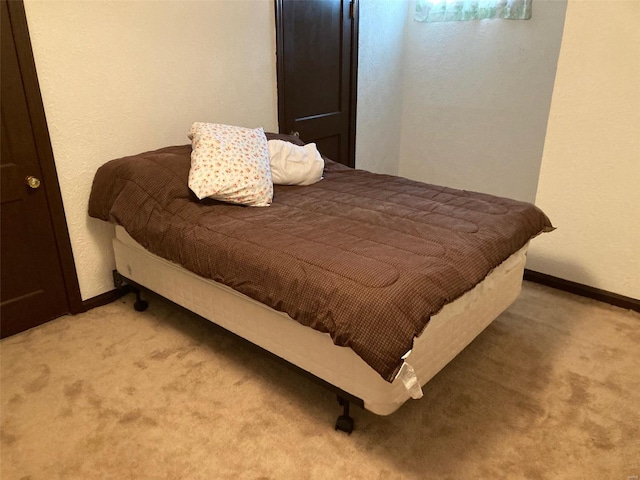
114, 226, 527, 415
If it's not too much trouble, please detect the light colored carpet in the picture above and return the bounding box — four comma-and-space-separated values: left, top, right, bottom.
1, 282, 639, 479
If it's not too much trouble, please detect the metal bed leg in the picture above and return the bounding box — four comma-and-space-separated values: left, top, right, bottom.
133, 288, 148, 312
335, 395, 354, 434
113, 270, 148, 312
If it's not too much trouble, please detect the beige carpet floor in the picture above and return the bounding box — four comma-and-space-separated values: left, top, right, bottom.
1, 282, 639, 479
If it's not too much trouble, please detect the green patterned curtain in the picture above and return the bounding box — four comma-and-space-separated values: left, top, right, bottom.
415, 0, 532, 22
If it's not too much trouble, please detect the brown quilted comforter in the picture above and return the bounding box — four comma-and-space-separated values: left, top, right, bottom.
89, 136, 552, 382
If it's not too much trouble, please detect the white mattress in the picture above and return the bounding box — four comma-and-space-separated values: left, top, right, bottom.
114, 226, 527, 415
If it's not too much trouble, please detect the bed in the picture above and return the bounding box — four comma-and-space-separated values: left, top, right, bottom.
89, 132, 552, 432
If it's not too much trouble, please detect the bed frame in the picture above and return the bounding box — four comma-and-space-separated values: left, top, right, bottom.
112, 226, 528, 433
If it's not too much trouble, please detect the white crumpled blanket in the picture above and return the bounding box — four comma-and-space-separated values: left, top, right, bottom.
268, 139, 324, 186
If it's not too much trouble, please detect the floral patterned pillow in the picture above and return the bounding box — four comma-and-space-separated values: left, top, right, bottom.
188, 123, 273, 207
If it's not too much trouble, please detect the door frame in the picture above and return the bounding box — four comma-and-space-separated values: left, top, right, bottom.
274, 0, 359, 168
5, 0, 83, 314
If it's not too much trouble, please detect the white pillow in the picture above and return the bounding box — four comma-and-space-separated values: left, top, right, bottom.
188, 123, 273, 207
268, 140, 324, 186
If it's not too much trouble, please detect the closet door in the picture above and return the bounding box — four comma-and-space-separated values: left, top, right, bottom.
276, 0, 358, 167
1, 0, 80, 337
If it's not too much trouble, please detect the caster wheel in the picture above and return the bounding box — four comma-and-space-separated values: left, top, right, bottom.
335, 414, 354, 434
134, 299, 148, 312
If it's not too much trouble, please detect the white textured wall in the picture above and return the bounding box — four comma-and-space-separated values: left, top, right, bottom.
355, 0, 408, 175
397, 0, 567, 202
526, 0, 640, 299
27, 0, 636, 301
24, 0, 278, 300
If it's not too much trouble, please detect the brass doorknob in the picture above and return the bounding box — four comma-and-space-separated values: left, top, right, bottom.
25, 176, 41, 189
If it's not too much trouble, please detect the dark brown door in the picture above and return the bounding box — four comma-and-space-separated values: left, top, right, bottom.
276, 0, 358, 167
1, 0, 75, 337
